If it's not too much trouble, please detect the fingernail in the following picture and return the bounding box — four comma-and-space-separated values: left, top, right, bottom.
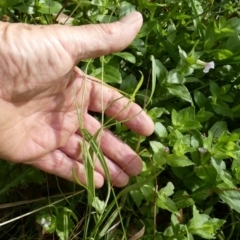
119, 11, 143, 24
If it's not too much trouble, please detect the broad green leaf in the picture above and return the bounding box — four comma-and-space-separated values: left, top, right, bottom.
177, 47, 194, 76
191, 131, 204, 148
167, 154, 195, 167
153, 150, 167, 166
209, 80, 220, 96
209, 121, 227, 139
171, 109, 178, 126
188, 205, 225, 239
167, 85, 192, 103
119, 1, 136, 18
194, 91, 208, 109
113, 52, 136, 64
91, 0, 103, 6
154, 122, 168, 138
194, 165, 218, 183
212, 103, 233, 118
159, 182, 175, 197
14, 1, 35, 14
91, 65, 122, 83
157, 194, 179, 215
150, 141, 165, 153
178, 107, 195, 121
120, 74, 137, 93
155, 59, 168, 84
96, 15, 118, 23
140, 184, 155, 202
196, 109, 214, 122
216, 182, 240, 213
226, 35, 240, 53
227, 17, 240, 33
171, 166, 193, 180
0, 0, 20, 8
177, 120, 202, 132
232, 157, 240, 181
137, 20, 157, 38
204, 21, 234, 50
167, 70, 185, 84
212, 141, 240, 159
173, 191, 195, 209
148, 107, 169, 120
130, 189, 143, 207
173, 135, 195, 155
130, 38, 146, 53
37, 0, 62, 14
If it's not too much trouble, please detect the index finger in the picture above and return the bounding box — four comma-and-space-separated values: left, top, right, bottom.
78, 73, 154, 136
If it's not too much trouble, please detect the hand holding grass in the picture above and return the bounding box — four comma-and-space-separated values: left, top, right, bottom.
0, 12, 154, 188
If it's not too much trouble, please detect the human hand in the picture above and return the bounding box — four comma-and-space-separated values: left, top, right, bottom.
0, 12, 154, 188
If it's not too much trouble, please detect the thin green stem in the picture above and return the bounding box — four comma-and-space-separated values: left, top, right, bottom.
226, 211, 235, 240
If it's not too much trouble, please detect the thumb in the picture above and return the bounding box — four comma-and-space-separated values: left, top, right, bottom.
59, 12, 143, 61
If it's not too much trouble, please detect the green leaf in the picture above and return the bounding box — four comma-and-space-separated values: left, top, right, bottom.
177, 47, 194, 76
209, 121, 227, 139
171, 109, 178, 126
194, 91, 208, 108
113, 52, 136, 64
216, 182, 240, 213
37, 0, 62, 14
153, 150, 167, 166
204, 21, 234, 50
150, 141, 165, 153
209, 80, 220, 96
167, 70, 185, 84
56, 208, 77, 240
159, 182, 175, 197
194, 165, 218, 183
148, 107, 169, 120
167, 154, 195, 167
120, 74, 137, 93
119, 1, 136, 18
167, 85, 192, 103
173, 191, 195, 209
195, 109, 214, 122
130, 189, 143, 207
188, 205, 225, 239
14, 1, 34, 14
140, 184, 155, 202
227, 17, 240, 33
226, 35, 240, 53
191, 131, 204, 148
155, 59, 168, 84
0, 0, 21, 8
212, 101, 233, 118
177, 120, 202, 132
154, 122, 168, 138
91, 65, 122, 83
232, 157, 240, 181
137, 20, 157, 38
157, 194, 179, 215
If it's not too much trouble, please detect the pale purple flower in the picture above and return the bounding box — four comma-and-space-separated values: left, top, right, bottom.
197, 60, 215, 73
40, 217, 50, 228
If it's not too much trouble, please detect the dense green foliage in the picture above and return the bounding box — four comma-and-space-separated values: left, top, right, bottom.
1, 0, 240, 239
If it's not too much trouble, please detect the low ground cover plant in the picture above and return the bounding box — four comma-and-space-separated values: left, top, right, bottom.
1, 0, 240, 239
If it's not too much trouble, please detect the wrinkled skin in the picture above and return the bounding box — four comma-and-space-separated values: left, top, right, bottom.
0, 12, 154, 188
